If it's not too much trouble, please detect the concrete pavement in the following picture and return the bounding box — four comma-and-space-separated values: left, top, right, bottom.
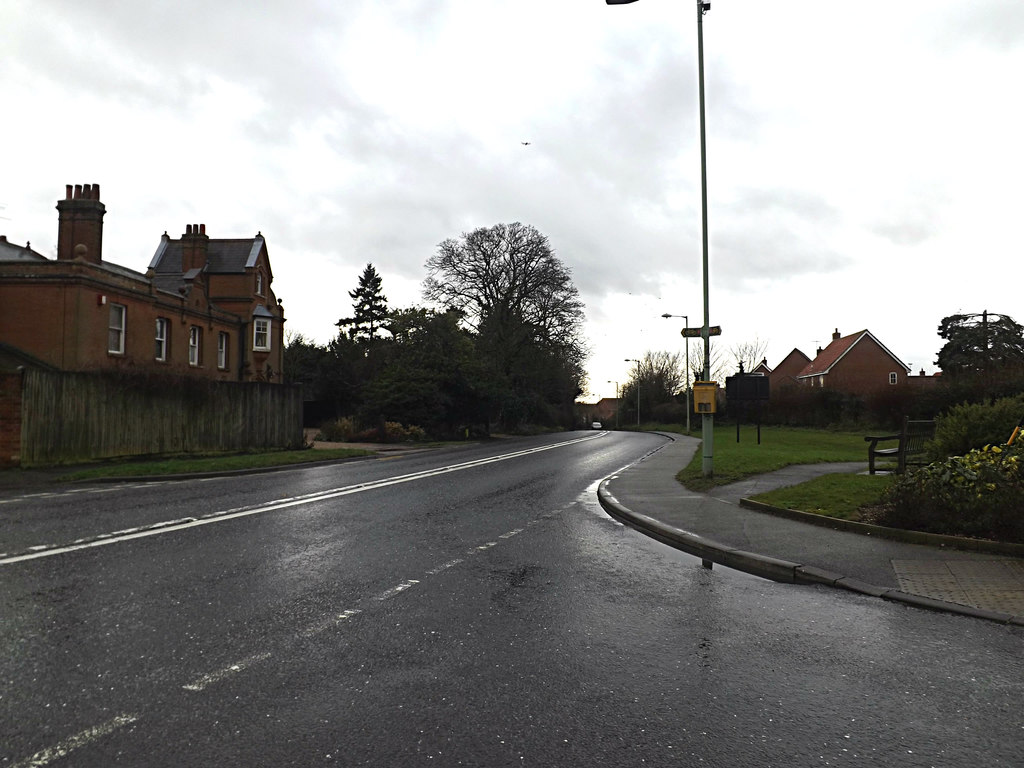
598, 432, 1024, 626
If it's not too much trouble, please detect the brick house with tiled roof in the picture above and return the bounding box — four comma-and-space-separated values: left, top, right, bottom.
0, 184, 285, 382
796, 329, 910, 395
768, 348, 813, 394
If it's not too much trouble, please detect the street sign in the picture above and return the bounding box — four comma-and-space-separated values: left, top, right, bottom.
681, 325, 721, 338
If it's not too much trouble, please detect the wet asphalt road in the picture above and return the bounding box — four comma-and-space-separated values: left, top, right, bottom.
1, 431, 1022, 767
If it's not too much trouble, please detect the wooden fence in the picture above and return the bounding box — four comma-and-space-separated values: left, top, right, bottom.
12, 369, 303, 466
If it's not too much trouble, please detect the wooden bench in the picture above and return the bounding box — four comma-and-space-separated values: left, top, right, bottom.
865, 417, 936, 474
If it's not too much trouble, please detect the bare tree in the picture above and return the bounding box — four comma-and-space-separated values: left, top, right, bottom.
424, 223, 584, 339
731, 336, 769, 374
691, 342, 729, 383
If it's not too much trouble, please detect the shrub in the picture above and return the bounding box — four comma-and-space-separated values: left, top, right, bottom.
316, 416, 357, 442
930, 393, 1024, 460
878, 443, 1024, 543
405, 424, 427, 442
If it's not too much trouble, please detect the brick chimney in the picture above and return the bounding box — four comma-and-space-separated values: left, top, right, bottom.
56, 184, 105, 263
181, 223, 209, 273
832, 328, 841, 341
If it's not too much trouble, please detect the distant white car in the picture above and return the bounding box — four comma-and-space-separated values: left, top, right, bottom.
591, 421, 602, 429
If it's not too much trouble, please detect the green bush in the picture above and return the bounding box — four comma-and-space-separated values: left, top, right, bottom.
930, 394, 1024, 460
879, 442, 1024, 543
317, 416, 357, 442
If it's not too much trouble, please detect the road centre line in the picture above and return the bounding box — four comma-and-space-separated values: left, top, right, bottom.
1, 434, 600, 565
9, 714, 138, 768
12, 511, 558, 766
182, 651, 273, 692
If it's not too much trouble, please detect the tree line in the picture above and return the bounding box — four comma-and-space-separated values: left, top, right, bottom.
284, 223, 587, 439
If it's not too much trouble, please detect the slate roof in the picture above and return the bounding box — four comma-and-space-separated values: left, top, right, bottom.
0, 341, 58, 372
148, 234, 266, 275
148, 233, 267, 294
0, 236, 46, 262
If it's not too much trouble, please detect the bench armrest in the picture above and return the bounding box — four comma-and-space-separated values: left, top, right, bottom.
864, 434, 899, 443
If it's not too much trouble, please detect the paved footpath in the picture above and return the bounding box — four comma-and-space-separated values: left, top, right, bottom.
598, 433, 1024, 625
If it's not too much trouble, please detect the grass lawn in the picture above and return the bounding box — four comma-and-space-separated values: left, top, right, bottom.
677, 424, 867, 492
60, 447, 374, 482
748, 473, 895, 521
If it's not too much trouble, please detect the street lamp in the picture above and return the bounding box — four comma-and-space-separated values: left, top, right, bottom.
608, 0, 714, 476
624, 358, 641, 426
660, 313, 690, 434
607, 380, 620, 429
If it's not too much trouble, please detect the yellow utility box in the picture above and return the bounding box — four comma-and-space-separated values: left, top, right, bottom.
693, 381, 718, 414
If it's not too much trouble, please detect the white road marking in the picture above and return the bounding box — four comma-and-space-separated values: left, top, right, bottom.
376, 579, 420, 600
9, 507, 565, 767
182, 651, 273, 692
299, 608, 362, 638
1, 434, 600, 565
426, 558, 464, 575
9, 714, 137, 768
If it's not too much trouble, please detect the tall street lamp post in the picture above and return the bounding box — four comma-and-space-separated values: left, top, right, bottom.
624, 358, 641, 426
660, 313, 690, 434
606, 380, 620, 429
607, 0, 713, 475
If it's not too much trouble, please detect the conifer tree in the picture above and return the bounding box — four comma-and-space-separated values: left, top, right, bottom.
337, 263, 389, 343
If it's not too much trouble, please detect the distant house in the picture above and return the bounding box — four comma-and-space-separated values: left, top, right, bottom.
575, 397, 619, 427
0, 184, 285, 381
750, 358, 772, 376
795, 329, 910, 395
768, 348, 813, 394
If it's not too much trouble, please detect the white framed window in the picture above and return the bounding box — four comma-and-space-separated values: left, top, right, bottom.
253, 318, 270, 351
108, 304, 126, 354
155, 318, 169, 361
889, 372, 898, 385
217, 332, 229, 369
189, 326, 202, 366
256, 272, 264, 296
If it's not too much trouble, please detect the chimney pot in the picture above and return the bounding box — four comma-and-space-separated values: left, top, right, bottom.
199, 223, 206, 235
56, 183, 105, 263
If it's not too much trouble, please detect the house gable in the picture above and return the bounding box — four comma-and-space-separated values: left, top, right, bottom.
1, 185, 286, 383
797, 329, 911, 393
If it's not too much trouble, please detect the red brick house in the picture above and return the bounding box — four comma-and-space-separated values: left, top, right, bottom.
0, 184, 285, 382
769, 348, 813, 394
795, 329, 910, 395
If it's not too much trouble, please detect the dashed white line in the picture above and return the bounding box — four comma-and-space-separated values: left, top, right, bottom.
2, 434, 599, 565
299, 608, 362, 638
182, 651, 273, 692
376, 579, 420, 600
10, 714, 138, 768
426, 558, 464, 575
9, 508, 564, 767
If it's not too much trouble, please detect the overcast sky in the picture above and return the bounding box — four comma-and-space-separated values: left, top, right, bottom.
3, 0, 1022, 400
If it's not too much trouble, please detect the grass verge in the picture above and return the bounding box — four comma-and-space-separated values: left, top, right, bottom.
59, 447, 374, 482
748, 473, 894, 521
677, 425, 867, 492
